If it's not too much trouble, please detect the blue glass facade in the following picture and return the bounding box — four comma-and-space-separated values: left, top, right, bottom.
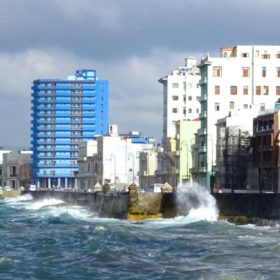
31, 69, 108, 189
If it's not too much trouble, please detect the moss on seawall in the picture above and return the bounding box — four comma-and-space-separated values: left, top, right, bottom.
219, 215, 280, 226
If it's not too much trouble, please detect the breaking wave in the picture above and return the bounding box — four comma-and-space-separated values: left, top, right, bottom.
1, 184, 218, 226
25, 198, 65, 210
176, 183, 219, 222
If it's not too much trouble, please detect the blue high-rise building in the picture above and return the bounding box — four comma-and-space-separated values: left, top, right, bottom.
31, 69, 108, 189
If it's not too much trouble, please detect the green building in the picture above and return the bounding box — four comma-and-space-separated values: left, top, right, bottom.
175, 119, 200, 185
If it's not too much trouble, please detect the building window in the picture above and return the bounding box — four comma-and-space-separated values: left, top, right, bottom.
243, 104, 249, 109
229, 101, 235, 109
262, 53, 270, 59
188, 96, 192, 101
172, 96, 179, 100
183, 108, 186, 114
172, 108, 178, 113
276, 53, 280, 59
276, 86, 280, 95
188, 108, 192, 113
263, 86, 269, 95
243, 86, 248, 95
277, 67, 280, 77
241, 53, 249, 58
260, 103, 265, 111
215, 103, 220, 111
256, 86, 261, 95
230, 86, 237, 95
262, 67, 266, 77
172, 83, 179, 88
242, 67, 250, 77
213, 67, 222, 77
215, 85, 220, 95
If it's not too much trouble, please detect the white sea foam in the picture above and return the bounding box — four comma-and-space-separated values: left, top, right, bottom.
25, 198, 65, 210
176, 183, 219, 222
187, 206, 218, 222
0, 256, 18, 264
3, 193, 33, 203
55, 205, 96, 221
128, 183, 219, 228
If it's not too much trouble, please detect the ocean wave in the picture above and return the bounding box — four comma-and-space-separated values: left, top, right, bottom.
25, 198, 65, 210
2, 193, 33, 203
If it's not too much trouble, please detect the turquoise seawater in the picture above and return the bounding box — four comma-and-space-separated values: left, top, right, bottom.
1, 194, 280, 280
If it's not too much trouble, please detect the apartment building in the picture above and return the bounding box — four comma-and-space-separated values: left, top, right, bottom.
77, 125, 156, 189
158, 57, 201, 148
31, 69, 108, 189
215, 110, 256, 191
1, 150, 32, 189
252, 102, 280, 193
198, 45, 280, 188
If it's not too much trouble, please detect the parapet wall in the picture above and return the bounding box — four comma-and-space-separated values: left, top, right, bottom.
213, 193, 280, 219
24, 191, 178, 219
26, 191, 130, 219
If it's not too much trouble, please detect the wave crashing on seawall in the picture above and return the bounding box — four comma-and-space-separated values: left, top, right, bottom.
175, 183, 219, 222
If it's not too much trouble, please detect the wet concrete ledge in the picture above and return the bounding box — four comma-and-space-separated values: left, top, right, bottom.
213, 193, 280, 222
23, 190, 177, 219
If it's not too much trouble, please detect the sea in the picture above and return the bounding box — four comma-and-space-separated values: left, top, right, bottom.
1, 187, 280, 280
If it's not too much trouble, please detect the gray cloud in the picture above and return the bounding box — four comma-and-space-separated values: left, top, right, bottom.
0, 0, 280, 146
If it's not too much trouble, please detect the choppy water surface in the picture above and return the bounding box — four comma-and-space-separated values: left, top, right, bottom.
1, 191, 280, 280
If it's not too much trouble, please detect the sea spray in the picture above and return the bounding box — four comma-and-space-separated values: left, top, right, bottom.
2, 193, 33, 203
176, 183, 219, 221
25, 198, 65, 210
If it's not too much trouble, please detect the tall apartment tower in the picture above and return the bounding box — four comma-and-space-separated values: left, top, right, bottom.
31, 69, 108, 189
159, 57, 201, 148
198, 45, 280, 188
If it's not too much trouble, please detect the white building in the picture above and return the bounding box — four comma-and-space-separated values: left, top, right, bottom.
77, 125, 156, 189
159, 57, 201, 147
96, 133, 155, 187
198, 45, 280, 187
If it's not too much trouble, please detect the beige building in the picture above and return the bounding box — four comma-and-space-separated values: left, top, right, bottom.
1, 150, 32, 189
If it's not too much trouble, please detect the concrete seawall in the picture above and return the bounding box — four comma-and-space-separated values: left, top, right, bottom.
25, 191, 130, 219
24, 191, 177, 219
213, 193, 280, 221
25, 191, 280, 222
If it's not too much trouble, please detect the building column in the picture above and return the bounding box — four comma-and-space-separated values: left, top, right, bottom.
36, 179, 40, 189
74, 178, 78, 189
65, 178, 68, 189
48, 178, 51, 189
58, 178, 61, 188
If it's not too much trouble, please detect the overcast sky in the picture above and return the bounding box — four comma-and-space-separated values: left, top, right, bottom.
1, 0, 280, 147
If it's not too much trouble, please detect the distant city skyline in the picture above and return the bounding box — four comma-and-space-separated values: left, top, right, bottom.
0, 0, 280, 146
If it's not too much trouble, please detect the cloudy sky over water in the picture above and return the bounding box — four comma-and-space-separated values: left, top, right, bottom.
1, 0, 280, 146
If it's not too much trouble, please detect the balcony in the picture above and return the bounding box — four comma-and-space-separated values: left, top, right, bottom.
199, 111, 207, 119
199, 167, 207, 173
199, 95, 207, 102
198, 128, 207, 136
199, 77, 208, 85
198, 145, 207, 153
